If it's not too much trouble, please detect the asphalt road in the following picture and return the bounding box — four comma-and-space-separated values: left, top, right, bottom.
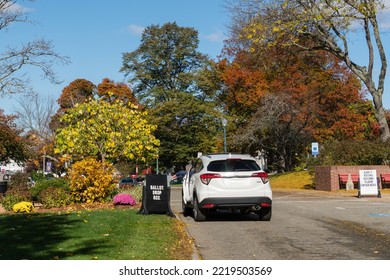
170, 187, 390, 260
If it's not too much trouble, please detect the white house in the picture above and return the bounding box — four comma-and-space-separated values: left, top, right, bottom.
0, 160, 25, 174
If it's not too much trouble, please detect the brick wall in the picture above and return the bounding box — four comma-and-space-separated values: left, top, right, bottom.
315, 165, 390, 191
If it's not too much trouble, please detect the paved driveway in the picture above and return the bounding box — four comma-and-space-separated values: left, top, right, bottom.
170, 188, 390, 260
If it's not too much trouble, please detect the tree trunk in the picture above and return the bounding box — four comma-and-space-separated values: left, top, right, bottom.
372, 90, 390, 142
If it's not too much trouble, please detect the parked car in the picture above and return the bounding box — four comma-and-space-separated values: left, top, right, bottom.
0, 173, 11, 195
170, 170, 186, 184
1, 173, 10, 181
119, 177, 138, 188
182, 153, 272, 221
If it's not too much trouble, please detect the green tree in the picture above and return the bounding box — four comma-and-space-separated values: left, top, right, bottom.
54, 99, 159, 165
120, 22, 209, 106
228, 0, 389, 141
120, 22, 223, 168
151, 93, 221, 169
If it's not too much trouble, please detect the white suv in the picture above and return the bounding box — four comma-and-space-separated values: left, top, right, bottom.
182, 153, 272, 221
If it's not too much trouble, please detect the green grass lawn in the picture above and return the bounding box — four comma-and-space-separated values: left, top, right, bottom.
0, 208, 192, 260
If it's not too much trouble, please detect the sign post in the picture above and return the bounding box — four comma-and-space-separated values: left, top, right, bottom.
138, 174, 174, 216
358, 170, 381, 198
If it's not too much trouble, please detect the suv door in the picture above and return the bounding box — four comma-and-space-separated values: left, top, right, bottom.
189, 158, 204, 200
182, 163, 192, 205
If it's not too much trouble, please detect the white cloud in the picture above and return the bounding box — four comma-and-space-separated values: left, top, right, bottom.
378, 0, 390, 29
203, 30, 226, 43
127, 24, 144, 35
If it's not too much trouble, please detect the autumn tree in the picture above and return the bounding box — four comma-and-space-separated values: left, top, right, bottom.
218, 34, 378, 170
0, 109, 29, 163
49, 79, 95, 131
97, 78, 137, 105
216, 56, 268, 119
51, 78, 140, 131
54, 99, 159, 165
56, 79, 95, 110
0, 0, 69, 96
229, 61, 377, 171
227, 0, 389, 141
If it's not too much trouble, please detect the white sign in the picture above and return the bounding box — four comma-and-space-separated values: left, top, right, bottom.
311, 142, 319, 155
359, 170, 379, 197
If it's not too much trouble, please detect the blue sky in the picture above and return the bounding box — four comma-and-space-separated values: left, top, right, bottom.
1, 0, 390, 115
1, 0, 228, 114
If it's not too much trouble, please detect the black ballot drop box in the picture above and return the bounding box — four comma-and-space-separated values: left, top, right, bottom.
138, 174, 174, 216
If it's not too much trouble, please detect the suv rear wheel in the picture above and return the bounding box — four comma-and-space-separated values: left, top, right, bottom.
193, 195, 207, 221
257, 207, 272, 221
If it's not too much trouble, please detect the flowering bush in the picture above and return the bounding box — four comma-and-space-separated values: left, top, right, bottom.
12, 201, 34, 213
69, 157, 116, 203
113, 193, 136, 206
1, 191, 30, 211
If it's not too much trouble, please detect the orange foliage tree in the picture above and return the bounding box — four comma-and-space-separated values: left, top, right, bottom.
51, 78, 138, 131
267, 52, 378, 141
97, 78, 137, 105
50, 79, 96, 132
217, 57, 268, 117
217, 43, 378, 171
0, 110, 29, 163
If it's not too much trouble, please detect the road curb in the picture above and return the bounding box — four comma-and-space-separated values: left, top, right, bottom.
172, 210, 201, 260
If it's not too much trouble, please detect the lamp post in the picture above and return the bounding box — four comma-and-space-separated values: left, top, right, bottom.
222, 118, 227, 153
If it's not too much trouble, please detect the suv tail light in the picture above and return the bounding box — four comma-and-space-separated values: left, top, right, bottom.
200, 173, 221, 185
251, 172, 269, 184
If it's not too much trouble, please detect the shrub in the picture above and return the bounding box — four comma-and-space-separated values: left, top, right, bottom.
30, 178, 69, 201
123, 186, 143, 202
30, 171, 46, 182
7, 172, 30, 192
1, 191, 30, 211
69, 157, 116, 203
113, 193, 137, 205
38, 187, 72, 208
12, 201, 33, 213
316, 139, 390, 166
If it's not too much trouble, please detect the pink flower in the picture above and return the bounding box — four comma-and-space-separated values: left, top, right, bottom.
113, 193, 136, 205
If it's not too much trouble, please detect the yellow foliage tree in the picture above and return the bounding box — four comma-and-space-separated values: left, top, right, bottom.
54, 99, 160, 164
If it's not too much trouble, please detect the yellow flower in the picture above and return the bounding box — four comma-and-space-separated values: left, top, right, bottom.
13, 201, 34, 213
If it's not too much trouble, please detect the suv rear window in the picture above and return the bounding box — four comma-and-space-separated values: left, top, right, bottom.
207, 159, 260, 172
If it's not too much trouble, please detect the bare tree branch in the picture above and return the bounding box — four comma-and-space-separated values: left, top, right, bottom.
14, 93, 58, 142
0, 0, 70, 96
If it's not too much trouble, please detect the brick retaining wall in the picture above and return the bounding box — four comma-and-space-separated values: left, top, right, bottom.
315, 165, 390, 191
